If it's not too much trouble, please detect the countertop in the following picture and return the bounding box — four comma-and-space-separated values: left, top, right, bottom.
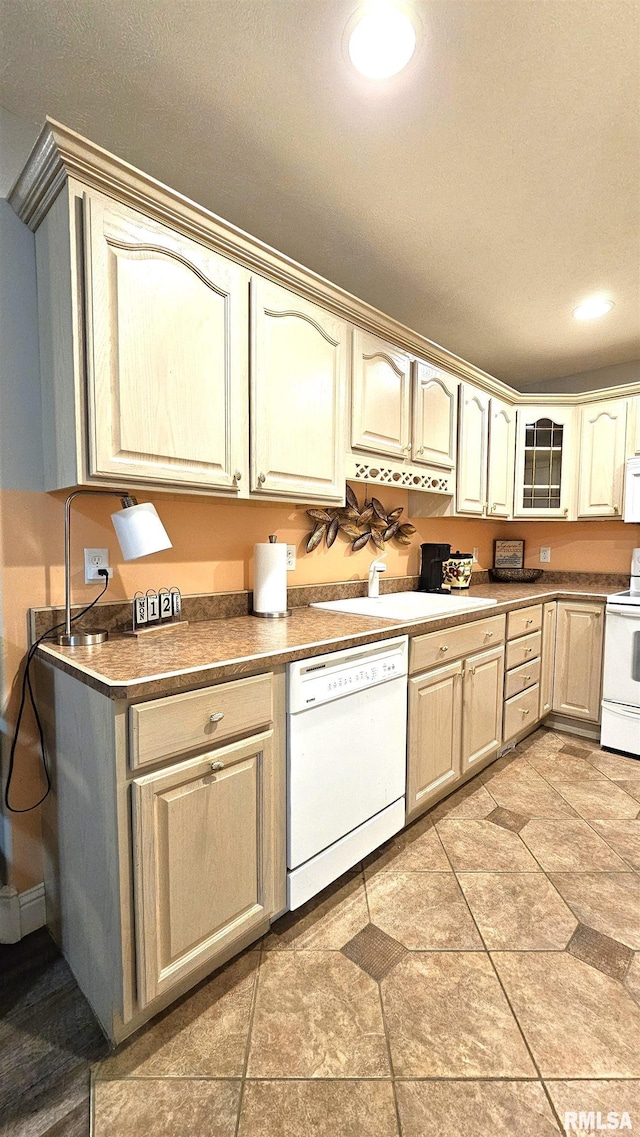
37, 578, 623, 701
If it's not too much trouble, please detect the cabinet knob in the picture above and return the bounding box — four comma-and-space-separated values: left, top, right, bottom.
233, 470, 242, 483
210, 761, 225, 772
491, 503, 497, 512
404, 443, 411, 453
209, 712, 225, 723
563, 508, 569, 516
613, 504, 619, 513
485, 631, 494, 638
521, 708, 530, 716
523, 675, 531, 682
469, 664, 476, 675
439, 645, 449, 653
595, 610, 602, 618
258, 472, 266, 485
417, 446, 424, 455
526, 618, 533, 625
525, 647, 533, 654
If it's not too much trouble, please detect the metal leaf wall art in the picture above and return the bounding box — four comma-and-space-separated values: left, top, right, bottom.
305, 485, 416, 554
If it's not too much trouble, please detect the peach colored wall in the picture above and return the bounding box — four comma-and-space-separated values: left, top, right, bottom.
3, 482, 639, 889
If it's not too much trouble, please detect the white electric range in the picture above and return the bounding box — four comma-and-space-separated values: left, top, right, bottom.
601, 589, 640, 757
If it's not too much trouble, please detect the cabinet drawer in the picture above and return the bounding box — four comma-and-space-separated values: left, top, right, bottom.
130, 673, 273, 769
503, 684, 540, 743
410, 614, 506, 674
504, 656, 541, 700
507, 604, 543, 640
505, 631, 541, 671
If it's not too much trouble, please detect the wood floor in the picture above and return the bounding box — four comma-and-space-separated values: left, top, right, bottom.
0, 926, 107, 1136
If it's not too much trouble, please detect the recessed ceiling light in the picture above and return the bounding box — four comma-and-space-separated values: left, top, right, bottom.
572, 296, 615, 320
348, 2, 417, 80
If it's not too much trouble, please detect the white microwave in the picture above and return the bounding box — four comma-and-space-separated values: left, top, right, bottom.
625, 457, 640, 522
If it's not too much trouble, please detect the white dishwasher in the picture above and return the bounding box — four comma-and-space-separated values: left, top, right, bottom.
287, 635, 408, 909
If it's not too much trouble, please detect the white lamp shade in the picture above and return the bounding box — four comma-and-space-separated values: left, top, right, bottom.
111, 502, 172, 561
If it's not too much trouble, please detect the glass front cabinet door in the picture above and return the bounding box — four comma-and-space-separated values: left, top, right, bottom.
513, 406, 575, 518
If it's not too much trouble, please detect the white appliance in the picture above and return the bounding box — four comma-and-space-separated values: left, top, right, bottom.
287, 636, 408, 909
601, 561, 640, 756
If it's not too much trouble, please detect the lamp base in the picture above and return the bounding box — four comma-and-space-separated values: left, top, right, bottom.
57, 630, 109, 647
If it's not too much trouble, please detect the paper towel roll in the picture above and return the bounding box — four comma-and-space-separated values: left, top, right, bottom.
253, 538, 289, 616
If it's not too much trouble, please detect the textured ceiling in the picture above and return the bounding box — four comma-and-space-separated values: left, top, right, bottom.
1, 0, 639, 384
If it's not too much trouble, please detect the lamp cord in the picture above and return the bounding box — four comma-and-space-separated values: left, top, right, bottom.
4, 571, 110, 814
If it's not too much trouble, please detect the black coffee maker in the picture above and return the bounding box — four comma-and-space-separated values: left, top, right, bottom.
418, 543, 452, 593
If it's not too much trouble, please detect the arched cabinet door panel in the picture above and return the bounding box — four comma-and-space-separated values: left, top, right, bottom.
456, 383, 489, 515
351, 328, 412, 459
251, 278, 347, 502
577, 399, 627, 518
487, 397, 515, 518
84, 195, 248, 489
412, 362, 458, 469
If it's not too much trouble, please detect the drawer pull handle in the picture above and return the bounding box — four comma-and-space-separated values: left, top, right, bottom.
521, 708, 530, 716
439, 645, 449, 653
523, 675, 531, 682
524, 647, 533, 654
209, 712, 225, 724
526, 618, 533, 625
210, 761, 225, 772
485, 631, 494, 638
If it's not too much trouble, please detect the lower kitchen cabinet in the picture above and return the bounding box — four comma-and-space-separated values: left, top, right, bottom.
132, 729, 277, 1008
462, 645, 504, 772
407, 639, 504, 821
540, 601, 557, 717
552, 600, 605, 722
407, 660, 463, 820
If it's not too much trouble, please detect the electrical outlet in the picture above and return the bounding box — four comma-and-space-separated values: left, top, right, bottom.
286, 544, 296, 571
472, 547, 479, 563
84, 548, 112, 583
539, 546, 551, 564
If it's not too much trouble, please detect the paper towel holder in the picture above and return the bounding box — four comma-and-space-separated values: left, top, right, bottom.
252, 535, 292, 618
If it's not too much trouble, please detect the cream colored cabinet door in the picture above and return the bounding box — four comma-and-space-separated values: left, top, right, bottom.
629, 396, 640, 455
412, 361, 458, 468
83, 195, 248, 490
540, 601, 557, 718
513, 405, 575, 518
351, 328, 412, 459
407, 660, 463, 821
132, 731, 276, 1008
577, 399, 627, 518
456, 383, 489, 515
462, 645, 504, 772
251, 278, 347, 501
487, 398, 515, 518
553, 601, 604, 722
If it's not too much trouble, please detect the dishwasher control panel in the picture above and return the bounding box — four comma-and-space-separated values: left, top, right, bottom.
288, 636, 408, 712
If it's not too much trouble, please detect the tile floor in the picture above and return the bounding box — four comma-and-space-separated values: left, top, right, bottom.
5, 726, 640, 1135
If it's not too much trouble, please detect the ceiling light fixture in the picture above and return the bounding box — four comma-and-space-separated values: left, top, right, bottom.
572, 296, 615, 320
348, 1, 417, 79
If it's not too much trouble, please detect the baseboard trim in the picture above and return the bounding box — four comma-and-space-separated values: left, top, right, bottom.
544, 713, 601, 741
0, 882, 46, 943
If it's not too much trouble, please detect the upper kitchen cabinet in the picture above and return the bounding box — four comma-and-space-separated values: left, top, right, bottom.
412, 361, 458, 468
456, 383, 489, 515
351, 329, 412, 460
513, 406, 575, 519
577, 399, 627, 518
251, 278, 347, 502
34, 187, 249, 493
84, 196, 249, 491
630, 396, 640, 455
487, 397, 515, 518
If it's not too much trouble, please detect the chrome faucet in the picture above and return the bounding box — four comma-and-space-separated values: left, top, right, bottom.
368, 554, 387, 598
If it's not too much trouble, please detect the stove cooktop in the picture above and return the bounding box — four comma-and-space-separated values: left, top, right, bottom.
606, 590, 640, 608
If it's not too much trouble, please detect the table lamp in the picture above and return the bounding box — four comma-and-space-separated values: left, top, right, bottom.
58, 489, 172, 646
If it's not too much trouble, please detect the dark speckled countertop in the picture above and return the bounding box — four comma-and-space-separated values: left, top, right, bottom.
36, 576, 624, 701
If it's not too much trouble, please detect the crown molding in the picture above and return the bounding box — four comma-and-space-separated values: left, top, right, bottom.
8, 119, 640, 410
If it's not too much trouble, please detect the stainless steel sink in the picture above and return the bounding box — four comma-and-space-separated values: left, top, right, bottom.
311, 591, 498, 621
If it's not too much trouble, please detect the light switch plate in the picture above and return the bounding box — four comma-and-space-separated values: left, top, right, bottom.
539, 546, 551, 563
472, 547, 479, 563
286, 545, 296, 571
84, 548, 112, 583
